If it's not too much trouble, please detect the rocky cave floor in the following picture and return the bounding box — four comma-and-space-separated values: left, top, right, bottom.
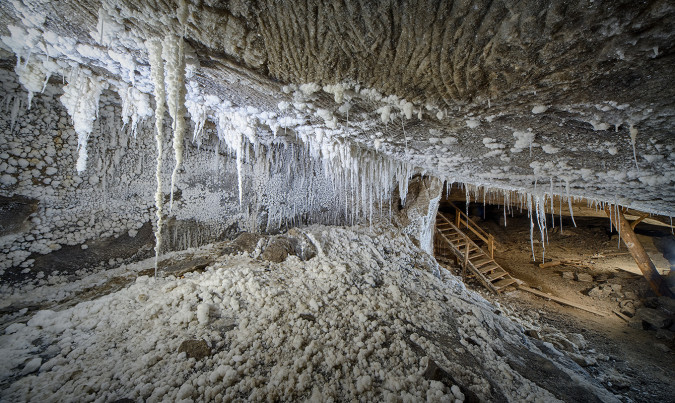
0, 215, 673, 401
441, 210, 675, 402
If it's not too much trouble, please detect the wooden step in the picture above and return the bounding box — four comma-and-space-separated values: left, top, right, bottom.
440, 229, 461, 236
453, 243, 480, 252
488, 271, 508, 281
473, 259, 494, 268
493, 278, 518, 291
479, 265, 500, 275
434, 212, 516, 295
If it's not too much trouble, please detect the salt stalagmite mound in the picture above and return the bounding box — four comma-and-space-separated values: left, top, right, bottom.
0, 223, 616, 402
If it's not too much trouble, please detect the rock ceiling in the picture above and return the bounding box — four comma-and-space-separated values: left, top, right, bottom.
1, 0, 674, 216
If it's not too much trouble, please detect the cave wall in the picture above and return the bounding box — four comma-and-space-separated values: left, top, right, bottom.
0, 69, 235, 279
395, 176, 443, 254
0, 68, 352, 281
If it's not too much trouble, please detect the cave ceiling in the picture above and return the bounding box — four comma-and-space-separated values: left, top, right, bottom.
1, 0, 674, 216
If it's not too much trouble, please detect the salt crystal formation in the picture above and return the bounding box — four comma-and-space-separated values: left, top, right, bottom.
146, 38, 167, 274
59, 69, 106, 173
0, 223, 615, 402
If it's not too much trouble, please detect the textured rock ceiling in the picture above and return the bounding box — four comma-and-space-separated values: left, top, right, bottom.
1, 0, 674, 216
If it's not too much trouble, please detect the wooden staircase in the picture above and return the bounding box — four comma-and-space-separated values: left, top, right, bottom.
435, 207, 518, 293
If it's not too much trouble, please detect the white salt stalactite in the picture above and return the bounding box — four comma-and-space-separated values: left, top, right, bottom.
146, 39, 166, 277
15, 56, 47, 109
59, 68, 106, 173
629, 124, 640, 172
565, 180, 577, 227
216, 112, 245, 205
528, 195, 536, 261
503, 195, 507, 227
10, 96, 21, 132
534, 193, 547, 262
117, 83, 153, 138
163, 34, 187, 214
549, 177, 555, 229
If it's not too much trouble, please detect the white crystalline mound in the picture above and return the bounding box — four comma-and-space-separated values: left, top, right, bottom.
0, 223, 614, 402
511, 130, 535, 153
466, 119, 480, 129
531, 105, 548, 114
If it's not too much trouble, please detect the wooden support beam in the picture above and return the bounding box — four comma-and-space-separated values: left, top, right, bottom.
613, 310, 631, 322
519, 286, 606, 316
605, 207, 674, 297
630, 212, 649, 230
441, 187, 674, 229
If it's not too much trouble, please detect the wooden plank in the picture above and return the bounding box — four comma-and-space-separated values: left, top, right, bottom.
473, 259, 494, 268
471, 263, 499, 293
488, 271, 508, 281
479, 267, 499, 275
493, 278, 518, 290
438, 212, 454, 226
630, 212, 649, 230
463, 236, 469, 275
519, 286, 606, 317
613, 310, 630, 322
478, 263, 498, 272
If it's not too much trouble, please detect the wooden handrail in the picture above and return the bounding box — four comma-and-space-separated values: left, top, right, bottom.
447, 203, 495, 258
434, 222, 499, 293
463, 234, 469, 278
451, 202, 489, 238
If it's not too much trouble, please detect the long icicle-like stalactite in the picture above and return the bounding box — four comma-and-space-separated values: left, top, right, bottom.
146, 38, 166, 277
164, 35, 187, 214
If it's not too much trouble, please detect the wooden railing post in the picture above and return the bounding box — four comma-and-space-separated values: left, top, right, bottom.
455, 206, 461, 227
463, 235, 470, 278
488, 235, 494, 259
